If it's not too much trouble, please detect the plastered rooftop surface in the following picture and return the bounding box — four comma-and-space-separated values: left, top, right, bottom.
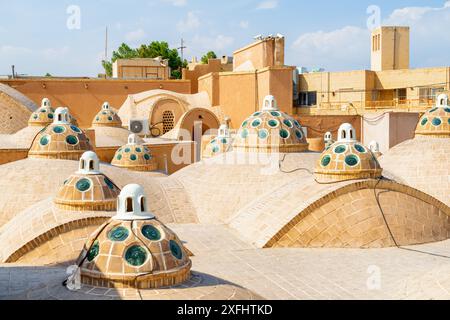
0, 95, 449, 300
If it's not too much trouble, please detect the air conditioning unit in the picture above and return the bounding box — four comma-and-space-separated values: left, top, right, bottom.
129, 119, 150, 136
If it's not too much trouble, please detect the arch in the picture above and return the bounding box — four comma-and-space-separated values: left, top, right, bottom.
140, 196, 146, 212
177, 108, 221, 138
126, 198, 133, 213
150, 96, 188, 135
89, 160, 94, 170
80, 159, 85, 170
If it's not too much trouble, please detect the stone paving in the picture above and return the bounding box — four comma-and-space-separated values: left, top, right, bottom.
1, 223, 449, 300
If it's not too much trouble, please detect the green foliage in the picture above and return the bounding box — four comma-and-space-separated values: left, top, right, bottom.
201, 51, 217, 64
44, 73, 52, 77
102, 42, 185, 79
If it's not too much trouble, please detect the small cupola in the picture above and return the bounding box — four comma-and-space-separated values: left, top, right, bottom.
337, 123, 357, 142
114, 184, 155, 220
415, 93, 450, 138
77, 151, 101, 175
92, 102, 123, 128
324, 132, 332, 143
54, 107, 70, 124
262, 95, 279, 111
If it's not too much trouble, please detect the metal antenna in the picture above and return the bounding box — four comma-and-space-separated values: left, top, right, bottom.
178, 38, 187, 64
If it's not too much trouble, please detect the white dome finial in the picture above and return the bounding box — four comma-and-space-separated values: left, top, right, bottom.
262, 95, 279, 111
102, 102, 110, 110
77, 151, 100, 175
369, 141, 380, 153
128, 134, 138, 145
53, 107, 70, 124
436, 94, 448, 108
114, 184, 155, 220
41, 98, 51, 108
324, 131, 332, 142
218, 124, 230, 138
337, 123, 356, 142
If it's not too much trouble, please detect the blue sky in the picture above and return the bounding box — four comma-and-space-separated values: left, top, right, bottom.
0, 0, 449, 76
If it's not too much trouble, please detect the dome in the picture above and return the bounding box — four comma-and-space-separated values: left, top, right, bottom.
54, 152, 121, 211
28, 107, 93, 160
314, 123, 382, 183
233, 95, 309, 153
202, 123, 233, 158
415, 94, 450, 137
92, 102, 122, 128
76, 184, 192, 289
111, 134, 158, 172
28, 98, 55, 127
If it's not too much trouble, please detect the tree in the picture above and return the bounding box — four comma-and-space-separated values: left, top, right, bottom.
201, 51, 217, 64
44, 73, 52, 77
102, 42, 185, 79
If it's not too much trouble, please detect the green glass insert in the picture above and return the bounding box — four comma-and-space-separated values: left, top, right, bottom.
125, 245, 147, 267
104, 177, 115, 190
280, 129, 290, 139
144, 154, 151, 161
251, 119, 262, 128
354, 144, 366, 153
258, 129, 269, 140
66, 135, 79, 145
53, 126, 65, 134
212, 145, 220, 153
283, 119, 293, 128
241, 120, 248, 128
268, 119, 279, 128
321, 155, 331, 167
294, 120, 301, 128
48, 113, 54, 119
142, 225, 161, 241
116, 154, 122, 161
108, 227, 129, 242
135, 147, 142, 153
170, 240, 183, 260
429, 108, 438, 113
252, 112, 262, 117
444, 107, 450, 113
40, 135, 50, 146
108, 116, 113, 121
334, 145, 347, 154
432, 118, 442, 126
130, 154, 137, 161
87, 240, 99, 262
270, 111, 281, 117
76, 178, 91, 192
295, 130, 303, 140
40, 109, 47, 113
345, 154, 359, 167
33, 114, 38, 120
96, 117, 100, 121
70, 125, 81, 133
421, 118, 428, 126
220, 138, 228, 144
240, 129, 249, 139
124, 148, 131, 153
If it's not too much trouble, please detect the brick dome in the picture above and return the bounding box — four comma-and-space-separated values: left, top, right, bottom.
92, 102, 122, 128
28, 98, 55, 127
78, 184, 191, 289
28, 107, 93, 160
415, 94, 450, 138
54, 152, 121, 211
315, 123, 382, 183
233, 95, 309, 153
111, 134, 158, 172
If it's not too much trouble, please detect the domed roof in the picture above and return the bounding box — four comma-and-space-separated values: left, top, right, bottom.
233, 95, 309, 153
415, 94, 450, 137
92, 102, 122, 128
54, 152, 121, 211
202, 123, 233, 158
315, 123, 382, 183
28, 98, 55, 127
111, 134, 158, 172
76, 184, 191, 289
28, 107, 93, 160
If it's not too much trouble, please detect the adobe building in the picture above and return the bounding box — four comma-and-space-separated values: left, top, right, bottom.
298, 26, 450, 115
113, 57, 171, 80
183, 56, 233, 93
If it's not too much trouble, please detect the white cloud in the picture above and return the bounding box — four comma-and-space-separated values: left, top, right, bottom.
257, 0, 278, 10
125, 28, 146, 42
291, 1, 450, 70
162, 0, 187, 6
292, 26, 370, 70
239, 21, 249, 29
42, 46, 70, 60
0, 45, 32, 55
192, 34, 235, 52
177, 11, 200, 32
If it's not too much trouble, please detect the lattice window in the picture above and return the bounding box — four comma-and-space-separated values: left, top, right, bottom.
162, 111, 175, 134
